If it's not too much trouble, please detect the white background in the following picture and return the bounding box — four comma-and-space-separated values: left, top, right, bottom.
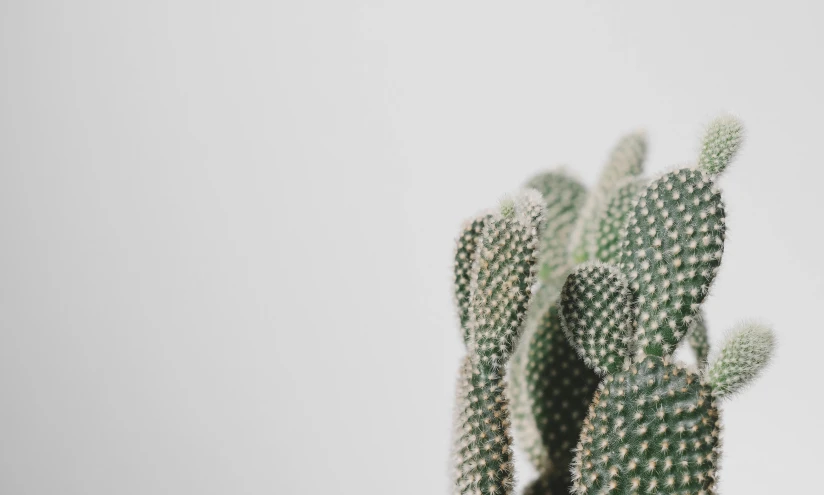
1, 2, 821, 494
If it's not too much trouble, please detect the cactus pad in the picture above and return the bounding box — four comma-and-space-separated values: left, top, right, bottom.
572, 357, 720, 495
452, 191, 546, 495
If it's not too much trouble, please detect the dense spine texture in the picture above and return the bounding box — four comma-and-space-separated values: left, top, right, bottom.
707, 322, 773, 399
455, 217, 490, 342
450, 115, 771, 495
509, 171, 588, 472
511, 135, 649, 494
452, 191, 546, 495
557, 115, 775, 495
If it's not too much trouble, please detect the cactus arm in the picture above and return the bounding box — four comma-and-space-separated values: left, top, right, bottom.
707, 321, 775, 399
454, 216, 488, 344
452, 191, 546, 495
619, 167, 727, 358
698, 114, 745, 176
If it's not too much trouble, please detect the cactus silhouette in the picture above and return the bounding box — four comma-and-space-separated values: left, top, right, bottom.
558, 116, 774, 495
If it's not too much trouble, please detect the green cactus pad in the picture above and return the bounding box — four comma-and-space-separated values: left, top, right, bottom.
698, 115, 744, 176
594, 177, 647, 264
569, 132, 647, 263
558, 117, 775, 494
455, 216, 487, 343
510, 171, 588, 472
524, 301, 600, 489
525, 171, 587, 288
452, 191, 546, 495
453, 355, 515, 495
619, 168, 726, 358
571, 356, 720, 495
560, 264, 635, 375
470, 192, 545, 366
707, 322, 774, 399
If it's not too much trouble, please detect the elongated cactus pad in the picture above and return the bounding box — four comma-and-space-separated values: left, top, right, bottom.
522, 300, 600, 492
560, 263, 635, 376
510, 171, 588, 472
707, 322, 774, 398
525, 171, 588, 288
569, 132, 647, 263
698, 115, 744, 176
619, 167, 725, 358
593, 177, 648, 264
452, 191, 546, 495
455, 217, 488, 343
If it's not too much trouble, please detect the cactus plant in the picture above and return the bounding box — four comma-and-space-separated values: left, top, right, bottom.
557, 116, 774, 495
451, 191, 546, 495
449, 115, 771, 495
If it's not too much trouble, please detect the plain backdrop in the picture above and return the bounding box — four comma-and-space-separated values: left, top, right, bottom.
1, 2, 822, 494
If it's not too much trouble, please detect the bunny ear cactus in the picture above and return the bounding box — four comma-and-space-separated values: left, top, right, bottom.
451, 191, 546, 495
559, 116, 775, 495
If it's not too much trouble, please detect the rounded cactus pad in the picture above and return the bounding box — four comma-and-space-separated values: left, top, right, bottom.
469, 191, 545, 367
510, 284, 555, 471
571, 356, 721, 495
524, 302, 600, 488
619, 168, 726, 358
560, 263, 635, 376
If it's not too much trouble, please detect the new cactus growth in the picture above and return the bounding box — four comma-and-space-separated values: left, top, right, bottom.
558, 116, 774, 495
452, 191, 546, 495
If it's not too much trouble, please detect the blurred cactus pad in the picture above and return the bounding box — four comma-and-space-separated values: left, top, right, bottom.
449, 116, 774, 495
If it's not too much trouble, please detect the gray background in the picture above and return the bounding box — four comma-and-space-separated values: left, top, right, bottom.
1, 1, 821, 494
